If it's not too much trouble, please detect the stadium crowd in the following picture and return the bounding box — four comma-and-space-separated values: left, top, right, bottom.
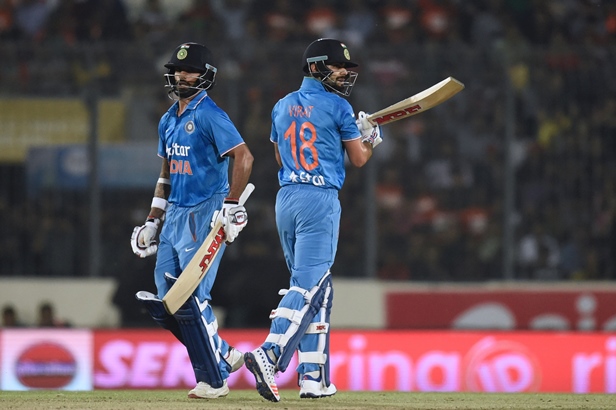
0, 0, 615, 325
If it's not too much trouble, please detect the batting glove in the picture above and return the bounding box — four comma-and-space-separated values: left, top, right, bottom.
130, 217, 160, 258
210, 198, 248, 244
356, 111, 383, 148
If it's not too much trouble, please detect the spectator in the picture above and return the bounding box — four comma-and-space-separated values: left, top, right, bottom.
210, 0, 252, 43
304, 0, 337, 37
377, 0, 417, 45
37, 302, 71, 328
2, 305, 25, 327
517, 222, 561, 279
14, 0, 52, 42
418, 0, 456, 42
0, 0, 19, 40
340, 0, 377, 46
133, 0, 170, 45
261, 0, 300, 43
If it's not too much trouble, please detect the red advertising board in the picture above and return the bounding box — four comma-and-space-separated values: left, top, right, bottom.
92, 329, 616, 393
2, 329, 615, 393
386, 289, 616, 331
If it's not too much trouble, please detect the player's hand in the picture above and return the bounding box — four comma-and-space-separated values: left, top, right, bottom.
130, 218, 160, 258
210, 199, 248, 244
356, 111, 382, 148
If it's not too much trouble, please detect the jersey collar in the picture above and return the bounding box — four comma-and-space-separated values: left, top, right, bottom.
300, 76, 327, 92
172, 90, 208, 115
185, 90, 208, 110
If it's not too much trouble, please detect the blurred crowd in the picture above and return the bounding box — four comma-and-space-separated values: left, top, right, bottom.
1, 302, 71, 328
1, 0, 615, 47
1, 0, 615, 325
1, 0, 616, 95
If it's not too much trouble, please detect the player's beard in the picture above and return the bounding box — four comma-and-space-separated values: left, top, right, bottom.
176, 80, 199, 99
325, 74, 347, 93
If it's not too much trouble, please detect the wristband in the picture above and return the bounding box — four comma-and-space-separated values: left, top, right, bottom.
157, 178, 170, 185
151, 197, 168, 211
224, 197, 239, 204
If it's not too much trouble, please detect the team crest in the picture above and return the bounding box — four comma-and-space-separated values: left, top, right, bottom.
177, 48, 188, 60
185, 121, 195, 133
341, 44, 351, 60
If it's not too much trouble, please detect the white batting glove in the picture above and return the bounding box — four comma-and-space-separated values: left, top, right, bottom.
130, 217, 160, 258
356, 111, 382, 148
210, 199, 248, 244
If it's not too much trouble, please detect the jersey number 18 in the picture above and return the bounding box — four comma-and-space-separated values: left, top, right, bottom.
284, 120, 319, 171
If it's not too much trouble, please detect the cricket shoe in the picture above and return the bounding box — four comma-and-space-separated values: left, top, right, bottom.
224, 346, 245, 373
299, 372, 337, 399
188, 380, 229, 399
244, 347, 280, 402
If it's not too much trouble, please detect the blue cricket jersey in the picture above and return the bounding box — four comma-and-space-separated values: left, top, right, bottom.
270, 77, 361, 191
157, 91, 245, 206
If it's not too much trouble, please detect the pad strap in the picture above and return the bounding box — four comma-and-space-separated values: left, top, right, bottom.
269, 307, 304, 324
306, 322, 329, 333
298, 351, 327, 364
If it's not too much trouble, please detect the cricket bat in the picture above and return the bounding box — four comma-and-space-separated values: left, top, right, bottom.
367, 77, 464, 126
163, 183, 255, 314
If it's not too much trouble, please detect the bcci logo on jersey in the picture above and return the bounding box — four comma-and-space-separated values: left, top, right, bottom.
185, 121, 195, 134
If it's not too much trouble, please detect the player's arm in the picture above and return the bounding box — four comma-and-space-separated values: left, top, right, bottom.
273, 143, 282, 168
225, 143, 254, 199
130, 159, 171, 258
344, 137, 373, 168
212, 143, 254, 244
149, 159, 171, 219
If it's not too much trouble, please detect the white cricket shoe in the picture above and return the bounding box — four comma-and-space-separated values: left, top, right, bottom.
188, 380, 229, 399
299, 374, 337, 398
244, 348, 280, 402
225, 346, 244, 373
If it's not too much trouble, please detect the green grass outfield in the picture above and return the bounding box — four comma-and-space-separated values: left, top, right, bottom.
1, 390, 615, 409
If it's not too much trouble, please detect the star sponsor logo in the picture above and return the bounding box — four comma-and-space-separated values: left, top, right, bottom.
289, 171, 325, 186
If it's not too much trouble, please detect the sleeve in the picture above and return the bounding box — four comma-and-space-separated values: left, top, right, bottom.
270, 101, 281, 144
157, 114, 169, 158
337, 99, 361, 142
196, 105, 245, 157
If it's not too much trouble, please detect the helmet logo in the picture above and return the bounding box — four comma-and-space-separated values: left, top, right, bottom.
177, 48, 188, 60
340, 43, 351, 60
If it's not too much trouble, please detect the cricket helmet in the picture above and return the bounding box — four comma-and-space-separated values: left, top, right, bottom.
302, 38, 358, 97
164, 42, 217, 99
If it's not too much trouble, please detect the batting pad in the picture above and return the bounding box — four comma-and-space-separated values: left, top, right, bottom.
265, 272, 332, 373
174, 295, 225, 388
298, 277, 333, 386
135, 291, 184, 344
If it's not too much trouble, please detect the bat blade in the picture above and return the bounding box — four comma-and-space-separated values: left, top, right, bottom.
367, 77, 464, 126
162, 183, 255, 314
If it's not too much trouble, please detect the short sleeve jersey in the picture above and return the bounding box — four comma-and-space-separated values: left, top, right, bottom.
158, 91, 245, 206
270, 77, 360, 191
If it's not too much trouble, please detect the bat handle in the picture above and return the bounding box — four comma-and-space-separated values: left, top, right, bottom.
239, 183, 255, 206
